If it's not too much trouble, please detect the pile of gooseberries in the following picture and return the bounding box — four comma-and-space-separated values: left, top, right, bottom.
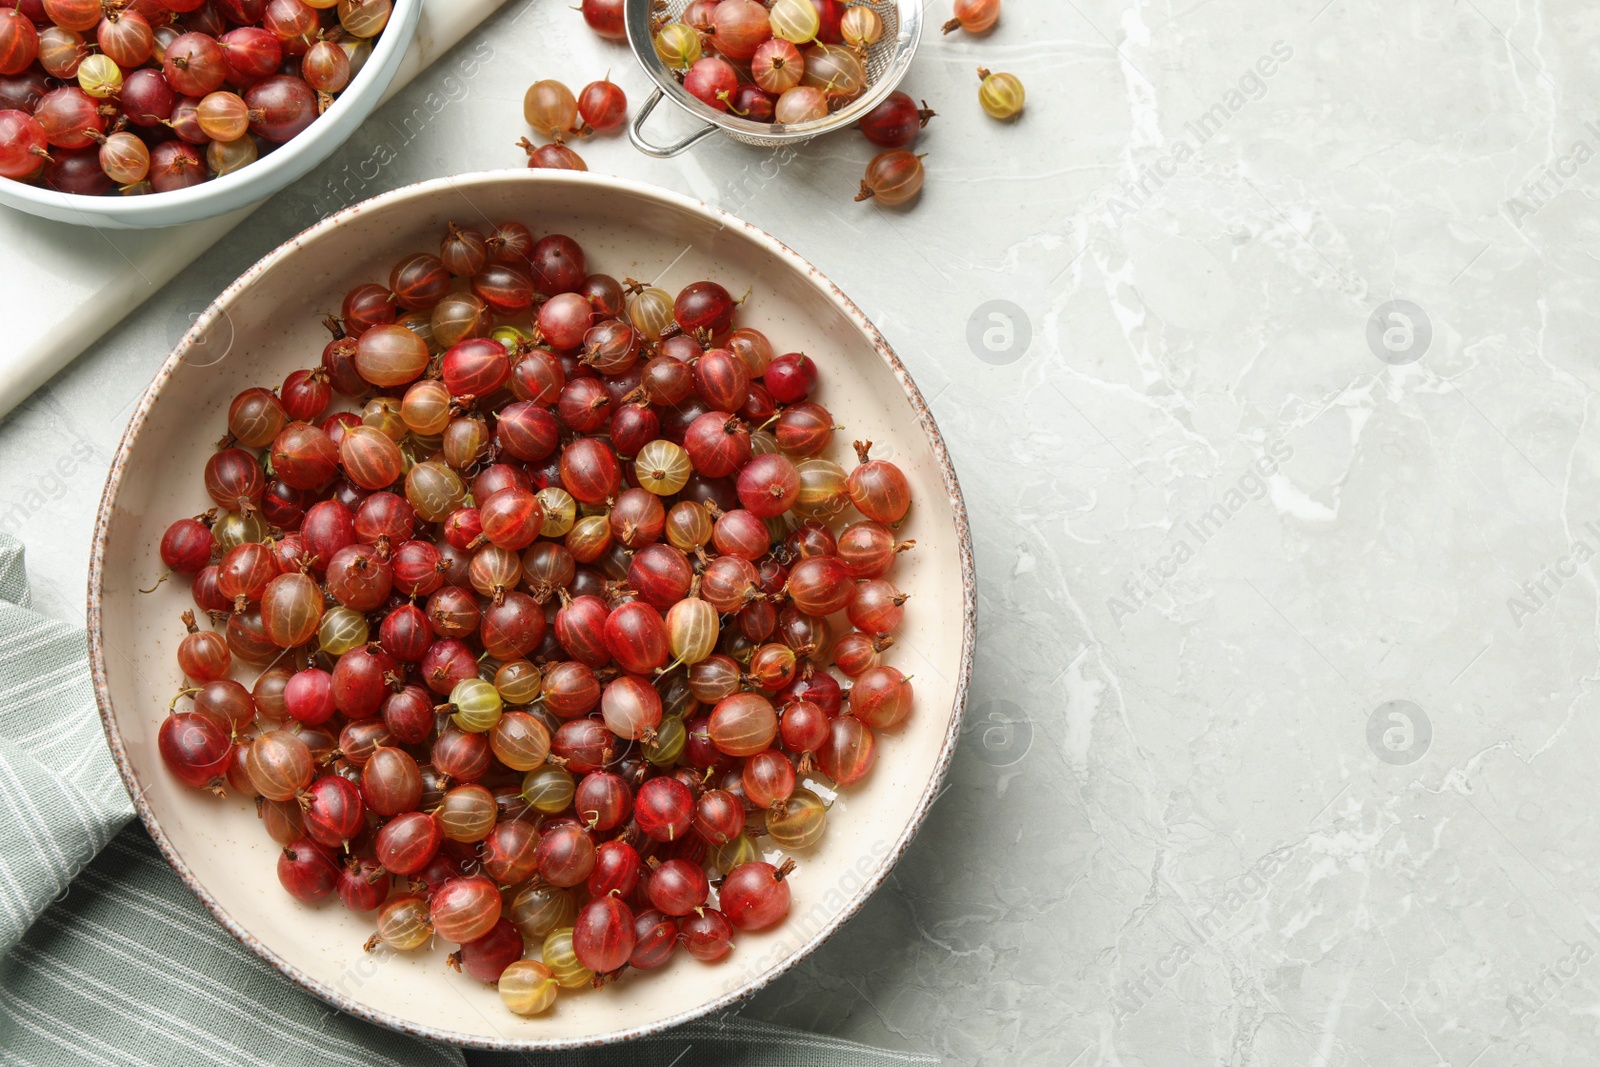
154, 216, 919, 1016
628, 0, 937, 207
570, 0, 1018, 204
647, 0, 877, 129
517, 75, 628, 172
0, 0, 392, 195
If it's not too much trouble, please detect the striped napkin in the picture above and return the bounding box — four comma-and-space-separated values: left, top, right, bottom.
0, 534, 937, 1066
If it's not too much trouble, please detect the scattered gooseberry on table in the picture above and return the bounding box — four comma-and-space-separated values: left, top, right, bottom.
943, 0, 1000, 35
577, 77, 627, 133
855, 150, 926, 207
519, 137, 587, 171
977, 67, 1025, 120
579, 0, 625, 39
858, 91, 936, 149
523, 78, 579, 141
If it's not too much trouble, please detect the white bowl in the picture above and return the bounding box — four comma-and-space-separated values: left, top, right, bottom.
89, 171, 975, 1049
0, 0, 422, 230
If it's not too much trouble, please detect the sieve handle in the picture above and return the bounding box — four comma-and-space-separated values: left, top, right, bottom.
629, 89, 719, 157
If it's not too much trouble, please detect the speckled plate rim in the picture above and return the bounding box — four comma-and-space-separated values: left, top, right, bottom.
86, 169, 976, 1051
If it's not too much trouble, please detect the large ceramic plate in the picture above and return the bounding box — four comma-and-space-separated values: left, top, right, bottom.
88, 171, 974, 1049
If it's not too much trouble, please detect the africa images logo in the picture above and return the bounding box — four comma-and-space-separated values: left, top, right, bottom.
1106, 440, 1294, 627
1102, 41, 1295, 224
1505, 520, 1600, 628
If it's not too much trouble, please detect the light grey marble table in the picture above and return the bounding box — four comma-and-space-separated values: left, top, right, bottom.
4, 1, 1598, 1064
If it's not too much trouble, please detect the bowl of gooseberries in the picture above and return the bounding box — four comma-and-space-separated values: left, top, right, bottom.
0, 0, 422, 229
89, 170, 973, 1048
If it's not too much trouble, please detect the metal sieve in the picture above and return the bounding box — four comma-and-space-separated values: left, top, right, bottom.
625, 0, 923, 157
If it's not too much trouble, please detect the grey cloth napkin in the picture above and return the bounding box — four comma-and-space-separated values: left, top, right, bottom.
0, 534, 936, 1066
